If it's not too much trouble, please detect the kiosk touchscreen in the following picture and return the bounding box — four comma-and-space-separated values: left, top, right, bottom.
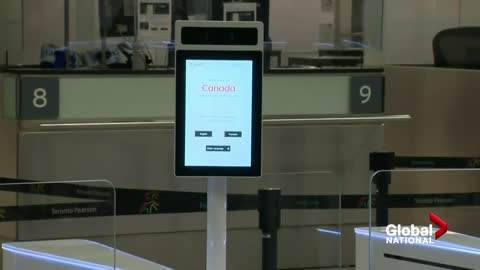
175, 22, 263, 177
175, 51, 262, 176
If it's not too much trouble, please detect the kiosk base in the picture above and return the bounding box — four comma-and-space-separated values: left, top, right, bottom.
207, 177, 227, 270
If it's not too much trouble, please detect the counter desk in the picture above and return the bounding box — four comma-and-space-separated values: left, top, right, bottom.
0, 67, 407, 270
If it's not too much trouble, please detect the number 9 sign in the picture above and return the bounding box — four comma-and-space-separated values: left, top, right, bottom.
360, 85, 372, 104
350, 76, 384, 114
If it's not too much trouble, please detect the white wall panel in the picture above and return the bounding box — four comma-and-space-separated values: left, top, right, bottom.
22, 0, 64, 65
0, 0, 24, 64
383, 0, 460, 64
460, 0, 480, 26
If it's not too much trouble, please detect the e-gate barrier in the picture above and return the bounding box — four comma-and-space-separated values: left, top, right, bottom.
370, 152, 480, 226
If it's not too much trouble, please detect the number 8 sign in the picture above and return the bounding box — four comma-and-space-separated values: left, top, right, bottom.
33, 88, 48, 108
20, 78, 59, 119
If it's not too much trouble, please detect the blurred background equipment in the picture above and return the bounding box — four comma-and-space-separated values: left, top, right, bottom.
137, 0, 172, 67
223, 2, 257, 21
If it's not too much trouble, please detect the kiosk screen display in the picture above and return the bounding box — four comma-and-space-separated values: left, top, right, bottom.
175, 51, 262, 176
185, 59, 252, 167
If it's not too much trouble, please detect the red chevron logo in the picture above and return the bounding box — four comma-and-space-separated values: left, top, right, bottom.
430, 212, 448, 239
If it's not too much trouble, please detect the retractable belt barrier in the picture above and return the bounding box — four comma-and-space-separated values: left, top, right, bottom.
0, 177, 479, 222
370, 152, 480, 226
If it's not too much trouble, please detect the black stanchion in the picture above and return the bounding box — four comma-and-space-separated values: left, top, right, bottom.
370, 152, 395, 226
258, 188, 281, 270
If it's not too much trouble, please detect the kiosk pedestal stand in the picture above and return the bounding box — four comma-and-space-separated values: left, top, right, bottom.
175, 21, 264, 270
207, 177, 227, 269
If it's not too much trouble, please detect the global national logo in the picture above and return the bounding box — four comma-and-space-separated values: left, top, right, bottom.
385, 212, 447, 244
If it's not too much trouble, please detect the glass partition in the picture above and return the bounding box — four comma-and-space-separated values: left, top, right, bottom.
0, 179, 117, 270
7, 0, 480, 69
270, 0, 384, 68
0, 0, 385, 70
365, 169, 480, 270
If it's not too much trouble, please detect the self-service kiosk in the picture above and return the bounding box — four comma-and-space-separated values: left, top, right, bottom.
175, 20, 263, 270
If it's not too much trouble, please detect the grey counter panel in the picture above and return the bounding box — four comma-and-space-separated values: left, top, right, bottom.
2, 72, 387, 120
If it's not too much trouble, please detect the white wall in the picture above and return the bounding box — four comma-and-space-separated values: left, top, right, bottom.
364, 0, 384, 65
0, 0, 23, 65
0, 2, 6, 65
0, 0, 64, 65
338, 0, 352, 37
383, 0, 459, 65
383, 0, 480, 65
69, 0, 101, 43
22, 0, 65, 65
460, 0, 480, 26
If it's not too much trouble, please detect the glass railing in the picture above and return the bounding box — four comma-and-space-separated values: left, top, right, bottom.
0, 179, 117, 270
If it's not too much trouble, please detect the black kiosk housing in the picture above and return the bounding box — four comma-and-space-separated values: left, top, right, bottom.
174, 21, 264, 177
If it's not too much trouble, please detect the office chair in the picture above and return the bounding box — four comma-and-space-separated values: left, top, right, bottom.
433, 27, 480, 69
